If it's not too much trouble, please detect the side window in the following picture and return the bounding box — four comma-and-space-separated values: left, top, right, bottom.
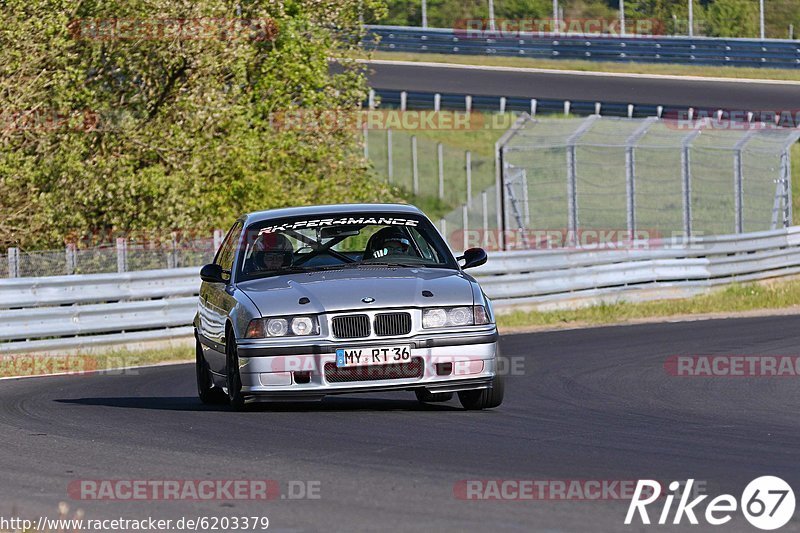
214, 221, 243, 276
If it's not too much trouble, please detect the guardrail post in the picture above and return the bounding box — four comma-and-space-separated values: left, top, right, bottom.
499, 97, 506, 113
594, 102, 601, 115
7, 247, 19, 278
411, 135, 419, 195
465, 150, 472, 204
437, 142, 444, 199
531, 99, 537, 117
564, 101, 571, 116
400, 91, 407, 111
434, 93, 441, 112
116, 237, 128, 273
465, 95, 472, 113
387, 128, 393, 183
65, 243, 77, 275
368, 89, 375, 109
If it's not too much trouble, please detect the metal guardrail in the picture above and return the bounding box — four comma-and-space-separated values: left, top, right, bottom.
366, 25, 800, 69
3, 227, 800, 353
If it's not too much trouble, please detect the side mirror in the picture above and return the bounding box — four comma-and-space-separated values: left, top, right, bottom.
458, 248, 488, 270
200, 263, 226, 283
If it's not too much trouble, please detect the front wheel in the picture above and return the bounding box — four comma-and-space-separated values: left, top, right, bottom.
196, 336, 227, 405
458, 375, 504, 410
225, 333, 246, 411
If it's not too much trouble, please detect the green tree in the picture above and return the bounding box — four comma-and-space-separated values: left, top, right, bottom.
705, 0, 758, 37
0, 0, 393, 249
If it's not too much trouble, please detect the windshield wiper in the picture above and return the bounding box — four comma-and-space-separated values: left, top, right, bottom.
356, 261, 418, 268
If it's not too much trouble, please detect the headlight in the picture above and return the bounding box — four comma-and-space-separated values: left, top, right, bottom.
422, 306, 492, 328
267, 318, 289, 337
246, 316, 319, 338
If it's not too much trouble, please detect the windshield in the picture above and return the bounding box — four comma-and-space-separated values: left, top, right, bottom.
236, 213, 457, 281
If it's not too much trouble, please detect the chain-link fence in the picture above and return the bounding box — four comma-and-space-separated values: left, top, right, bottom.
440, 115, 800, 251
4, 235, 220, 278
365, 127, 496, 214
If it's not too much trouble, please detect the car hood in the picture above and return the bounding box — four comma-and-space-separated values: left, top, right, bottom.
237, 267, 474, 316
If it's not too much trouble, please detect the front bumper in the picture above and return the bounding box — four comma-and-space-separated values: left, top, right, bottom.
235, 331, 498, 400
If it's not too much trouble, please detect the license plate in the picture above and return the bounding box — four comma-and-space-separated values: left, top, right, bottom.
335, 346, 412, 368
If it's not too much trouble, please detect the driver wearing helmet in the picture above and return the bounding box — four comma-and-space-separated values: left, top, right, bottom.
246, 232, 294, 273
364, 227, 414, 259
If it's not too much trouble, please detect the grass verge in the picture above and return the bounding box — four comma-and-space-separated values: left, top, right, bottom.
371, 51, 800, 82
498, 279, 800, 331
0, 346, 192, 379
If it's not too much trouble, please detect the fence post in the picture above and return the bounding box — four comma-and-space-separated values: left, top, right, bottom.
521, 169, 530, 227
168, 231, 178, 269
482, 190, 489, 248
565, 116, 598, 243
462, 203, 469, 250
733, 150, 744, 234
363, 122, 369, 159
7, 247, 19, 278
213, 229, 224, 254
466, 150, 472, 204
781, 150, 791, 228
387, 128, 393, 183
786, 150, 793, 226
437, 142, 444, 200
116, 237, 128, 273
624, 117, 656, 237
411, 135, 419, 195
65, 243, 77, 275
680, 122, 703, 238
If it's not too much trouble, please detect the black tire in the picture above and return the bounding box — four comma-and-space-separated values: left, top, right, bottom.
225, 330, 246, 411
196, 336, 227, 405
415, 390, 454, 403
458, 375, 504, 410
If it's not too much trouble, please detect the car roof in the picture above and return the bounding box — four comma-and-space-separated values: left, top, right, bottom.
243, 203, 425, 225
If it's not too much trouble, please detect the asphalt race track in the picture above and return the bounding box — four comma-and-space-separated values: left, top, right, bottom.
2, 315, 800, 532
363, 60, 800, 111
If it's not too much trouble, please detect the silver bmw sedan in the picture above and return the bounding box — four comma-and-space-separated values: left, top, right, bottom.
194, 203, 503, 410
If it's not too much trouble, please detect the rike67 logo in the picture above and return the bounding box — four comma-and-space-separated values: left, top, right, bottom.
626, 477, 795, 530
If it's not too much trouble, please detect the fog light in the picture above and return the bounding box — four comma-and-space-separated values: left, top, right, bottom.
436, 362, 453, 376
294, 371, 311, 384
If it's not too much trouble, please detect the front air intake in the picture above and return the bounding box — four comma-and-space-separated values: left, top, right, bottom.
332, 314, 371, 339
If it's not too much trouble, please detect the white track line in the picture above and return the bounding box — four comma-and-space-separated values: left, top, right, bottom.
360, 58, 800, 86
